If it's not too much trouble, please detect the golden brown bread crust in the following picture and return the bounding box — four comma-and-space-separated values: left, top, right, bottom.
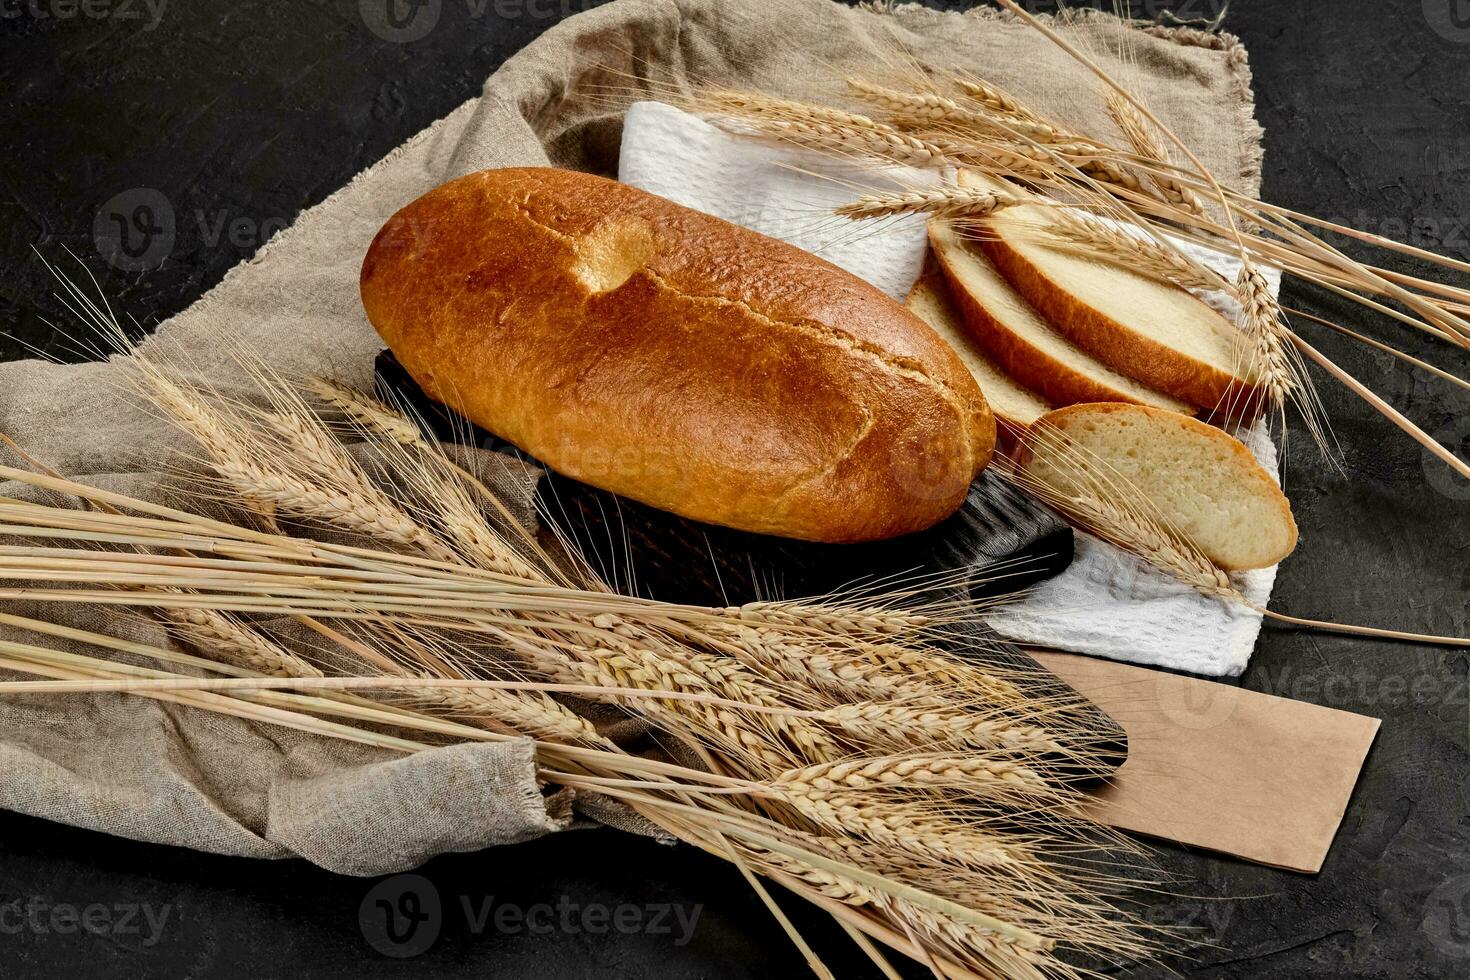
976, 223, 1261, 413
903, 269, 1047, 455
361, 167, 995, 543
928, 224, 1195, 414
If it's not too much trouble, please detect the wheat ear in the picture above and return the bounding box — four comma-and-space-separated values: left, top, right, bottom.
308, 376, 422, 446
163, 608, 322, 679
846, 78, 1063, 144
1013, 206, 1227, 293
724, 600, 929, 637
952, 76, 1043, 122
513, 639, 829, 771
695, 89, 955, 168
818, 702, 1062, 756
308, 376, 556, 580
713, 624, 941, 702
1085, 491, 1236, 600
148, 377, 456, 561
835, 186, 1019, 222
1011, 425, 1239, 603
408, 674, 605, 744
775, 755, 1051, 797
771, 793, 1034, 871
1235, 262, 1299, 409
1104, 93, 1205, 216
751, 845, 1053, 971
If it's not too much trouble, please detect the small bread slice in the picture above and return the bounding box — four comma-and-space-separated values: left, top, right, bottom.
959, 170, 1259, 411
929, 220, 1194, 415
906, 267, 1052, 435
1018, 403, 1296, 570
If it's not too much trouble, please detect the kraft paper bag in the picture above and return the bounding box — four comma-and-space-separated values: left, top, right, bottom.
1037, 652, 1380, 873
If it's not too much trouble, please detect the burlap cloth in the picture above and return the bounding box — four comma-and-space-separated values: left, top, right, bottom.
0, 0, 1264, 874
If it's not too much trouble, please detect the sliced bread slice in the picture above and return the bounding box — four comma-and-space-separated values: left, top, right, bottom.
929, 220, 1195, 415
1017, 403, 1296, 571
906, 267, 1052, 434
959, 170, 1259, 412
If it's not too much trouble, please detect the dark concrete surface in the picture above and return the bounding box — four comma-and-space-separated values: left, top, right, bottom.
2, 1, 1469, 977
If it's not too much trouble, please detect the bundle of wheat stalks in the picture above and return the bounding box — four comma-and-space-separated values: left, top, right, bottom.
0, 317, 1161, 978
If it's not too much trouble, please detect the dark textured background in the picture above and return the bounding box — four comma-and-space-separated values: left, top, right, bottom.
2, 1, 1469, 977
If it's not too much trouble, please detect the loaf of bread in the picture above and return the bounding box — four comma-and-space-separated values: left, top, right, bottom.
361, 167, 996, 543
958, 172, 1261, 413
1017, 403, 1296, 570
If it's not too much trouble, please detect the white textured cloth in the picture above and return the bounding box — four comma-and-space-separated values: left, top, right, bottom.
619, 101, 935, 300
620, 100, 1279, 677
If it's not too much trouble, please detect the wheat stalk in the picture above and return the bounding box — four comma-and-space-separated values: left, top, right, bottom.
308, 376, 423, 445
1104, 93, 1205, 216
0, 459, 1157, 974
0, 310, 1162, 976
1013, 205, 1227, 293
163, 607, 323, 679
835, 185, 1020, 222
693, 89, 956, 168
775, 754, 1052, 797
952, 76, 1043, 122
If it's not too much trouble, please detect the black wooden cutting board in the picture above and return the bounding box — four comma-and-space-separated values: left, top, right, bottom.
374, 350, 1126, 774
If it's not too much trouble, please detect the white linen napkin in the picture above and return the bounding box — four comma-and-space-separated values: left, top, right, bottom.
618, 101, 1280, 677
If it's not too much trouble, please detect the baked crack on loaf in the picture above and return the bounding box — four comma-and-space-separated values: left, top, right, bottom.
361, 167, 996, 543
